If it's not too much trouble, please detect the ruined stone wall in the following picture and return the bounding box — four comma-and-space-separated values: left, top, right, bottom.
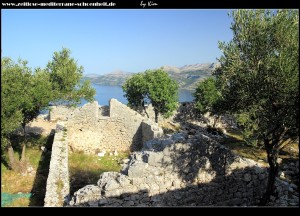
69, 133, 295, 207
44, 122, 70, 207
50, 99, 163, 155
49, 106, 76, 121
109, 99, 152, 151
141, 120, 164, 145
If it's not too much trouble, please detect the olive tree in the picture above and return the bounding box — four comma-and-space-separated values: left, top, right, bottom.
215, 9, 299, 205
123, 68, 179, 123
46, 47, 95, 106
193, 77, 221, 127
1, 48, 96, 172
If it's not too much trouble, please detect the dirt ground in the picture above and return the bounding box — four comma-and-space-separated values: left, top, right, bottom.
24, 116, 57, 137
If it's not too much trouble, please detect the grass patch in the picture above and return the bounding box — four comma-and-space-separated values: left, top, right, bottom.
159, 121, 181, 134
220, 128, 299, 166
69, 151, 129, 195
1, 134, 53, 207
220, 128, 267, 164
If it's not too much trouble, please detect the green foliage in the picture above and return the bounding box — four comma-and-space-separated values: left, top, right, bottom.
1, 57, 31, 149
1, 48, 95, 167
234, 112, 259, 147
21, 67, 53, 129
46, 47, 95, 106
145, 69, 179, 119
215, 9, 299, 204
122, 68, 179, 122
216, 9, 299, 145
193, 77, 220, 114
122, 73, 147, 110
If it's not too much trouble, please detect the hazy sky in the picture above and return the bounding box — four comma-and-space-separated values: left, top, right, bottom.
2, 9, 233, 75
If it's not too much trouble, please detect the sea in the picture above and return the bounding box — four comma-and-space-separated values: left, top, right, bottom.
85, 84, 195, 106
41, 84, 194, 114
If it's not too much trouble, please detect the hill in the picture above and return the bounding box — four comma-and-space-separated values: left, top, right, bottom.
83, 70, 133, 86
83, 63, 219, 90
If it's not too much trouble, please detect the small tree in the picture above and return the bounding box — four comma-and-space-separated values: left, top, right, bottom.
122, 73, 148, 116
1, 57, 32, 171
193, 77, 221, 127
1, 48, 96, 172
123, 69, 179, 123
46, 47, 95, 106
215, 9, 299, 205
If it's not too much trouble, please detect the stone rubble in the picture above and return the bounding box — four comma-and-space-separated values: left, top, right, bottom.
46, 100, 298, 207
69, 131, 298, 207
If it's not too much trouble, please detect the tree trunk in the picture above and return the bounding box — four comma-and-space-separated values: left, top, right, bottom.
21, 144, 26, 163
8, 144, 16, 170
143, 104, 149, 119
213, 115, 220, 128
7, 143, 28, 173
154, 109, 159, 123
259, 139, 279, 206
22, 121, 26, 136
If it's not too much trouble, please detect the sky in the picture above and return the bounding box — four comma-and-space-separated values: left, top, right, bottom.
2, 9, 233, 75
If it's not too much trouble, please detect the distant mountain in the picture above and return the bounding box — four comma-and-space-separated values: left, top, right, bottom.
84, 73, 101, 78
83, 63, 219, 90
83, 70, 133, 86
161, 63, 218, 90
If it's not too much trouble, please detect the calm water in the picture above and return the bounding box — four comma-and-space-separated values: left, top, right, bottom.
82, 84, 194, 106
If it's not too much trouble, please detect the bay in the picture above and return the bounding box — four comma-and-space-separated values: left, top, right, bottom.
82, 84, 195, 106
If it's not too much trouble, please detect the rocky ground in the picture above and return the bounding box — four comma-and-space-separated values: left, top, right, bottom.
69, 129, 299, 207
21, 113, 299, 206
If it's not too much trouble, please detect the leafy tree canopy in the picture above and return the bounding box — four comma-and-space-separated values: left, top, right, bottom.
214, 9, 299, 205
1, 48, 96, 171
46, 47, 95, 106
193, 77, 220, 115
123, 68, 179, 122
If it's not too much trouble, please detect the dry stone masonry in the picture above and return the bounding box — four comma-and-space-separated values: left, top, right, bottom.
46, 100, 298, 207
44, 122, 70, 207
69, 131, 297, 207
50, 99, 163, 154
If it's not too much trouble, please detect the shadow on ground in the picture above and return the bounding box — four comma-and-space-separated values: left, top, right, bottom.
29, 130, 54, 206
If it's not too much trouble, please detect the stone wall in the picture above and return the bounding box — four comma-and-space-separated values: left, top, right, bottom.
69, 132, 296, 207
44, 122, 70, 207
50, 99, 163, 155
49, 106, 76, 121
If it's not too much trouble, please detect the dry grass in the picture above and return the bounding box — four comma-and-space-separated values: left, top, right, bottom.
159, 121, 181, 134
1, 167, 36, 194
1, 147, 44, 194
220, 128, 298, 166
220, 128, 268, 164
1, 134, 53, 207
